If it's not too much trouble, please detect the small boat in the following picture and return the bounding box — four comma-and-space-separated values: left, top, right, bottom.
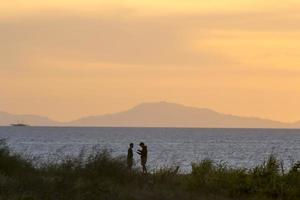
11, 123, 30, 127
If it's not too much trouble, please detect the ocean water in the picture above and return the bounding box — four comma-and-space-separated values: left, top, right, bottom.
0, 127, 300, 172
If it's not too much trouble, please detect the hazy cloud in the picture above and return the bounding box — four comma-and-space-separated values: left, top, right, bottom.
3, 7, 299, 70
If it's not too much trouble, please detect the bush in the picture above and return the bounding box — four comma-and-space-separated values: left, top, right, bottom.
188, 156, 300, 200
0, 140, 299, 200
0, 139, 35, 176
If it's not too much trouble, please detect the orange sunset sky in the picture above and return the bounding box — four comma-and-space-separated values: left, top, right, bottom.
1, 0, 300, 122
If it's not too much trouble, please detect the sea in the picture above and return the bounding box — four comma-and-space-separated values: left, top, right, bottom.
0, 127, 300, 172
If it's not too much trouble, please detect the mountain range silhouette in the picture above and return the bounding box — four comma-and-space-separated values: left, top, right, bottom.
1, 102, 299, 128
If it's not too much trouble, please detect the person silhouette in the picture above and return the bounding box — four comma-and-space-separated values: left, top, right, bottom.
127, 143, 134, 170
137, 142, 148, 174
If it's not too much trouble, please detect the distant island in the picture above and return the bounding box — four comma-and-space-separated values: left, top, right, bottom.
0, 102, 299, 128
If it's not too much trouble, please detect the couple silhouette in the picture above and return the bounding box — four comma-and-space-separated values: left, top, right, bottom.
127, 142, 148, 173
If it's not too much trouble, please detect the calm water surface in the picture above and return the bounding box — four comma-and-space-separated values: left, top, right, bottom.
0, 127, 300, 172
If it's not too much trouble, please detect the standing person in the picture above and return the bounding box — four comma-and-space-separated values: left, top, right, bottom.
127, 143, 134, 170
137, 142, 148, 174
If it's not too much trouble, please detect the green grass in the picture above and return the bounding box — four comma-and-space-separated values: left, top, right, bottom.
0, 139, 299, 200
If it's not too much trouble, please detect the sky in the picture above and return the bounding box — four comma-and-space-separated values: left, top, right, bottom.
1, 0, 300, 122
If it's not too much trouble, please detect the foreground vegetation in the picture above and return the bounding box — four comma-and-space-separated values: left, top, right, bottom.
0, 140, 300, 200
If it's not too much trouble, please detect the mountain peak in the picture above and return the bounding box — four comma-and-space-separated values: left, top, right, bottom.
132, 101, 184, 110
1, 103, 297, 128
130, 101, 216, 114
69, 102, 288, 128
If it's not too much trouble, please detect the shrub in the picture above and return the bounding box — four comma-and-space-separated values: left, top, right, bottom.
0, 139, 35, 176
0, 140, 299, 200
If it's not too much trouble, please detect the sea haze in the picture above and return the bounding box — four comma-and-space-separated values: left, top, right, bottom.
0, 127, 300, 172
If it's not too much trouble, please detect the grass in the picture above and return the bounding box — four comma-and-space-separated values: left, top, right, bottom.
0, 139, 300, 200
